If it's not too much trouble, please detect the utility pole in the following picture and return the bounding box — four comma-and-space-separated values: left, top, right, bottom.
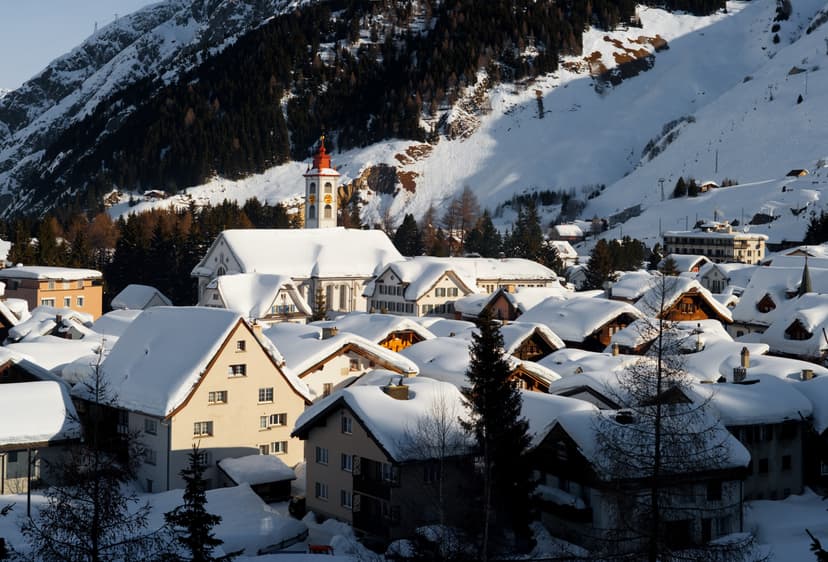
658, 178, 665, 201
714, 150, 718, 174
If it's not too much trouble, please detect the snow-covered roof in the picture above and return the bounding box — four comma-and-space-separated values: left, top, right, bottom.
697, 262, 756, 288
5, 335, 109, 372
659, 254, 711, 273
520, 391, 599, 450
192, 228, 403, 279
399, 336, 560, 388
551, 224, 584, 237
549, 240, 578, 259
293, 376, 472, 462
0, 265, 102, 280
7, 306, 94, 342
610, 270, 655, 301
0, 381, 81, 447
635, 276, 732, 322
730, 266, 828, 327
266, 330, 419, 380
454, 285, 574, 318
0, 239, 10, 263
501, 322, 565, 356
693, 375, 813, 427
207, 273, 311, 319
91, 309, 143, 338
416, 318, 477, 340
312, 312, 435, 344
519, 295, 643, 343
218, 454, 296, 486
110, 284, 172, 310
760, 293, 828, 359
451, 293, 492, 317
77, 307, 308, 417
369, 257, 478, 301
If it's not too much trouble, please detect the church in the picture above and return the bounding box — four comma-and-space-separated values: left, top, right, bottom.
192, 139, 403, 317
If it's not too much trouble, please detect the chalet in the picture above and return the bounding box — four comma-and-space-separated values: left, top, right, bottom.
71, 307, 312, 492
201, 273, 312, 324
311, 312, 435, 352
608, 270, 654, 303
699, 180, 719, 192
531, 406, 748, 555
658, 254, 711, 273
0, 266, 103, 319
758, 293, 828, 363
263, 326, 419, 400
110, 284, 172, 310
291, 377, 474, 543
697, 262, 755, 294
519, 296, 644, 351
635, 277, 732, 325
550, 223, 585, 243
454, 286, 573, 321
549, 240, 579, 268
191, 228, 403, 316
501, 322, 565, 362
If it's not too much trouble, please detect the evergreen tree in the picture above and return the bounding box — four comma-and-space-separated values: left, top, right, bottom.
672, 177, 687, 198
506, 202, 544, 261
393, 213, 424, 256
660, 255, 680, 276
464, 210, 502, 257
165, 445, 237, 561
311, 285, 327, 321
461, 309, 535, 558
687, 178, 700, 197
649, 243, 664, 271
584, 239, 616, 290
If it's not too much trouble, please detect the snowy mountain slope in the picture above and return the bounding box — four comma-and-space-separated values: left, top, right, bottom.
109, 0, 828, 246
0, 0, 308, 214
585, 0, 828, 248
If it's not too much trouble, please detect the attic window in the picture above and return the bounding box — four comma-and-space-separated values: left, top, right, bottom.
785, 320, 812, 341
756, 294, 776, 313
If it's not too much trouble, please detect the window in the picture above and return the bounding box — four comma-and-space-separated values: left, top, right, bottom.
146, 479, 153, 493
258, 387, 274, 403
324, 204, 332, 219
196, 450, 211, 467
228, 364, 246, 377
758, 458, 769, 474
259, 444, 270, 455
144, 418, 157, 435
706, 480, 722, 501
193, 421, 213, 437
208, 390, 227, 404
349, 358, 360, 372
309, 182, 316, 194
145, 449, 157, 465
324, 182, 333, 193
236, 340, 246, 352
448, 287, 458, 297
435, 287, 446, 297
424, 462, 440, 484
341, 416, 353, 434
76, 296, 84, 307
323, 383, 333, 397
315, 482, 329, 500
77, 280, 84, 289
782, 455, 792, 471
341, 454, 353, 472
341, 490, 353, 510
7, 451, 18, 463
271, 441, 288, 455
308, 205, 316, 219
64, 297, 71, 308
315, 447, 329, 465
269, 413, 287, 426
260, 416, 268, 429
40, 298, 56, 307
381, 462, 395, 482
48, 280, 56, 290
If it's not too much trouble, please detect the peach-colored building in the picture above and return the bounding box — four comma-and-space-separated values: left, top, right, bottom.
0, 266, 103, 319
76, 307, 312, 492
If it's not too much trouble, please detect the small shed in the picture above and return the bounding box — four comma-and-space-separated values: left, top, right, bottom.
218, 455, 296, 503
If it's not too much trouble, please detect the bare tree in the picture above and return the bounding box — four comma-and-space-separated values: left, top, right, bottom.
21, 348, 171, 561
593, 275, 761, 561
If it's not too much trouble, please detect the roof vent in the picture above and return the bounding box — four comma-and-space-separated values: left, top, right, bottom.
733, 366, 747, 383
322, 326, 338, 339
802, 368, 815, 381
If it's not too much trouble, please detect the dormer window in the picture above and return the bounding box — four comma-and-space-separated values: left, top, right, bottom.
756, 294, 776, 313
785, 319, 812, 341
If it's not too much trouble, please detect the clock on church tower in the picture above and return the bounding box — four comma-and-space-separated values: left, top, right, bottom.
303, 136, 340, 228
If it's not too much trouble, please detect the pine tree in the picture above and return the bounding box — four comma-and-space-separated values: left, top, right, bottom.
165, 445, 236, 561
464, 210, 502, 257
393, 213, 424, 256
672, 177, 687, 198
660, 255, 680, 276
311, 284, 327, 321
584, 239, 616, 290
461, 309, 535, 558
649, 243, 664, 271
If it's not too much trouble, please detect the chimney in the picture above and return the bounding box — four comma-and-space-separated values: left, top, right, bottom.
612, 343, 620, 356
733, 366, 747, 383
322, 326, 338, 339
382, 378, 410, 400
802, 368, 815, 381
740, 347, 750, 369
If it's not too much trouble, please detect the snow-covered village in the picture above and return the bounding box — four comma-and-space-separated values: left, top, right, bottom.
4, 0, 828, 560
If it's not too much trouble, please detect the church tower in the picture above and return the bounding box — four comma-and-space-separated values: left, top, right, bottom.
304, 136, 340, 228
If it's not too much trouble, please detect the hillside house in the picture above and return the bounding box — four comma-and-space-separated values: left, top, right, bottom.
635, 277, 732, 325
312, 312, 435, 352
0, 266, 103, 319
291, 377, 473, 543
550, 224, 585, 243
71, 307, 312, 492
659, 254, 711, 273
663, 222, 767, 264
697, 262, 755, 294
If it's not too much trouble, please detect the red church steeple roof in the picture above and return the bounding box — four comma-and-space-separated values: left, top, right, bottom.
312, 135, 332, 170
